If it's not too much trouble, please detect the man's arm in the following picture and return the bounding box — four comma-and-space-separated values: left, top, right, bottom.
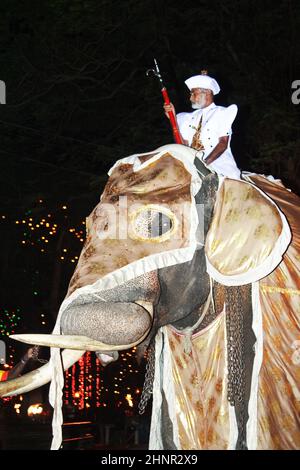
7, 347, 35, 380
204, 136, 229, 165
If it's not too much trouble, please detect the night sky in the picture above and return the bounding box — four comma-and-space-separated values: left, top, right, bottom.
0, 0, 299, 425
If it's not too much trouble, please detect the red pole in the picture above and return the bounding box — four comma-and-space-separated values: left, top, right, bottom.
161, 87, 183, 144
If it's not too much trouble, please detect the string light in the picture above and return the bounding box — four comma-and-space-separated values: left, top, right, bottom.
96, 357, 101, 407
1, 208, 146, 413
1, 199, 87, 264
62, 347, 145, 413
78, 356, 85, 410
0, 309, 21, 336
71, 364, 76, 406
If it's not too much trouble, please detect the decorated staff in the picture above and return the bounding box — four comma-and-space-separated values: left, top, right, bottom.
146, 59, 183, 144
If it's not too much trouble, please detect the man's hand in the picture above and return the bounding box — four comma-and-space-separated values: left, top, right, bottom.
7, 346, 38, 380
163, 102, 176, 119
23, 346, 39, 362
163, 102, 188, 145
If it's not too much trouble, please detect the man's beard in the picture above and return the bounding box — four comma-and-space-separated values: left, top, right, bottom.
191, 95, 206, 109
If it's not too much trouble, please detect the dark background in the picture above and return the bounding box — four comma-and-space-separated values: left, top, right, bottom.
0, 0, 299, 419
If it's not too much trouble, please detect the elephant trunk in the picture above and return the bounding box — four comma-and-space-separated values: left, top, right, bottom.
60, 300, 153, 345
0, 301, 152, 397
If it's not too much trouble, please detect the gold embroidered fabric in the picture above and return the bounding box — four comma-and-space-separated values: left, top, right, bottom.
67, 153, 192, 296
249, 175, 300, 449
64, 154, 300, 449
260, 285, 300, 296
166, 311, 230, 450
162, 175, 300, 450
205, 178, 283, 276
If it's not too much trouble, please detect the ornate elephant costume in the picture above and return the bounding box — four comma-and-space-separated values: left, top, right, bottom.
1, 144, 299, 450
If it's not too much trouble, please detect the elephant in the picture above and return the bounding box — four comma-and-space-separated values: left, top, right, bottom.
1, 144, 299, 450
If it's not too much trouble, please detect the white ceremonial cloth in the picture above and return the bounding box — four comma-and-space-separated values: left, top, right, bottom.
177, 102, 241, 179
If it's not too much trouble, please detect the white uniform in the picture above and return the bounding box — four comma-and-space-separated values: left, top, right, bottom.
177, 102, 241, 179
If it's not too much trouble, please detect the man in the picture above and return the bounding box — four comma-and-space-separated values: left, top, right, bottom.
164, 71, 240, 179
0, 347, 36, 381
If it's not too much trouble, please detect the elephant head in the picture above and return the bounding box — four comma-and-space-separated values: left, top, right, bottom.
0, 145, 205, 392
0, 144, 291, 450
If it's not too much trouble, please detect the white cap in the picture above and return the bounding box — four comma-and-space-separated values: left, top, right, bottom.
185, 71, 220, 95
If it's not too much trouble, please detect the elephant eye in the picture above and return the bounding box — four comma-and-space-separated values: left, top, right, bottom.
129, 205, 177, 242
147, 210, 172, 237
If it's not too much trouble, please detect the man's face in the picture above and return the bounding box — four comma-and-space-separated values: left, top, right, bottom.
190, 88, 212, 109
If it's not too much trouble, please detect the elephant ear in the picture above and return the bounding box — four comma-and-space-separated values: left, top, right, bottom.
205, 178, 291, 286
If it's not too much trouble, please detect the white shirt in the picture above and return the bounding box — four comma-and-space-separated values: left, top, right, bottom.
177, 102, 241, 179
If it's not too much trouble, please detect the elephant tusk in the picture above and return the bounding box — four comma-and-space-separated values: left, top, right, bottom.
10, 329, 151, 351
0, 349, 84, 397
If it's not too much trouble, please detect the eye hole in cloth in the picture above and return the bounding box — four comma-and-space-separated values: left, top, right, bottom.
129, 204, 178, 243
